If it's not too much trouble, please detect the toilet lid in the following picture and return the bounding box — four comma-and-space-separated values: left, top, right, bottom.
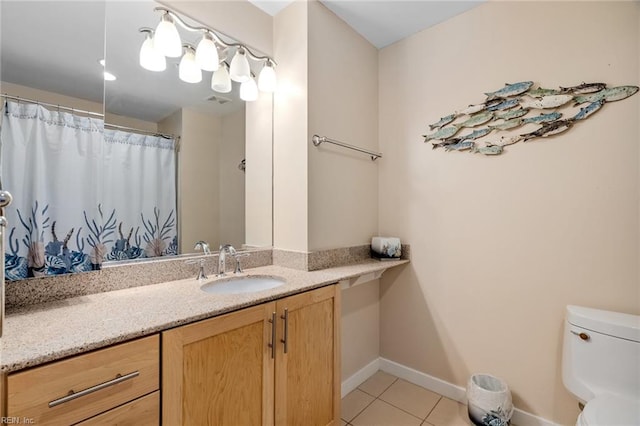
579, 394, 640, 426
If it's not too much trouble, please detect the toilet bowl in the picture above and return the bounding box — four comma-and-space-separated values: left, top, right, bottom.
576, 394, 639, 426
562, 305, 640, 426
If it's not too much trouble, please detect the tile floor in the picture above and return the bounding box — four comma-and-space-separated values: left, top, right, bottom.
341, 371, 473, 426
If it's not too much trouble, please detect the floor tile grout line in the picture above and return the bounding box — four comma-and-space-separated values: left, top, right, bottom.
358, 376, 399, 399
346, 390, 378, 424
375, 394, 434, 423
422, 395, 443, 421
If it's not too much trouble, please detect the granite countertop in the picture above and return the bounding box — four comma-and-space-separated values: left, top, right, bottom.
1, 260, 408, 373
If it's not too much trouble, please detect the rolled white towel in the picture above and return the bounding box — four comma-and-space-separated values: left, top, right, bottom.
371, 237, 401, 259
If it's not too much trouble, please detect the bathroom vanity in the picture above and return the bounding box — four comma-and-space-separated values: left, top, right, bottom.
0, 260, 404, 425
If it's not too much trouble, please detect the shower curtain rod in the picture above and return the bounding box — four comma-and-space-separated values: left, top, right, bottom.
2, 94, 177, 140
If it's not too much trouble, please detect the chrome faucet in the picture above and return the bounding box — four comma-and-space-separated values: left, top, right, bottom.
194, 240, 211, 255
217, 244, 236, 277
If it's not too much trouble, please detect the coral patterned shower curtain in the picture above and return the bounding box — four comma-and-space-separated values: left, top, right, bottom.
0, 101, 177, 280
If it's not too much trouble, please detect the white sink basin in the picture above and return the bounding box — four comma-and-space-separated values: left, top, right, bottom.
201, 276, 286, 295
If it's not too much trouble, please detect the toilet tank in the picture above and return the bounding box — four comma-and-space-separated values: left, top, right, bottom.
562, 305, 640, 403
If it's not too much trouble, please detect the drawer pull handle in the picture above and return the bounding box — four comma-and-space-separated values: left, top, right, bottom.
48, 371, 140, 408
268, 311, 276, 359
281, 308, 289, 354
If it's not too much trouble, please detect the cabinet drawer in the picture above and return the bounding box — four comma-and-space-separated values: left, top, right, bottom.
75, 391, 159, 426
8, 335, 159, 425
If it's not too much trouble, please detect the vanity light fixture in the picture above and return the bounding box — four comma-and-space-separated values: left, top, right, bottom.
178, 45, 202, 84
229, 48, 250, 83
195, 33, 219, 72
154, 11, 182, 57
139, 28, 166, 72
139, 6, 277, 100
211, 63, 232, 93
258, 61, 276, 93
239, 76, 258, 102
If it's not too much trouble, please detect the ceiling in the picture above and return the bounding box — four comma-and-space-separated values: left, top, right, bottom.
0, 0, 482, 124
250, 0, 484, 48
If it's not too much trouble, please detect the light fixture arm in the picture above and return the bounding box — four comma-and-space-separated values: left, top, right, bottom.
153, 7, 277, 66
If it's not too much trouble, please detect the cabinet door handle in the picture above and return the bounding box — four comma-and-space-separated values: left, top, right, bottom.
268, 311, 276, 359
48, 371, 140, 408
280, 308, 289, 354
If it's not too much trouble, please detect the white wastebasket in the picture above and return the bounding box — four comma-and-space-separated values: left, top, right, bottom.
466, 374, 513, 426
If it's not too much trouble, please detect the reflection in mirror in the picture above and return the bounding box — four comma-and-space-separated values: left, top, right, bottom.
0, 1, 107, 280
0, 1, 273, 281
104, 1, 274, 259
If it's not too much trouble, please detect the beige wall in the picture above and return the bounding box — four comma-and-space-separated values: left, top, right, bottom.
179, 109, 222, 251
246, 93, 273, 247
0, 82, 157, 132
378, 2, 639, 424
307, 0, 379, 251
341, 280, 380, 380
219, 109, 246, 248
273, 0, 309, 252
160, 0, 273, 56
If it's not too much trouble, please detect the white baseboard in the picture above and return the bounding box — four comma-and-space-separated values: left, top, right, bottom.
341, 357, 559, 426
341, 358, 381, 396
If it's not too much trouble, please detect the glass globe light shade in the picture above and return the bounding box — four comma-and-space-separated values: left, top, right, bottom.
178, 48, 202, 83
240, 77, 258, 102
139, 33, 166, 72
258, 62, 276, 92
229, 49, 250, 83
195, 33, 219, 72
154, 13, 182, 58
211, 64, 232, 93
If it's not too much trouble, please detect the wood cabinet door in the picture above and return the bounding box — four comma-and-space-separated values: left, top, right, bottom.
162, 302, 276, 426
275, 285, 340, 426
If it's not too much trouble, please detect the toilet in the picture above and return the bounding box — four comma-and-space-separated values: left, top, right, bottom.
562, 305, 640, 426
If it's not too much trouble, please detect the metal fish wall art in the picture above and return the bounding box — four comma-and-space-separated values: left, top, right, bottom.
423, 81, 639, 156
496, 108, 529, 120
519, 95, 573, 109
485, 81, 533, 100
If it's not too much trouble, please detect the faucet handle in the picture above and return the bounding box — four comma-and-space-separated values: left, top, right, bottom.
233, 253, 250, 274
186, 258, 207, 280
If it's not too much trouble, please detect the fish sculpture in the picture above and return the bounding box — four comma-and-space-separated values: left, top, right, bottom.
429, 114, 456, 130
488, 118, 523, 131
486, 98, 520, 112
485, 81, 533, 100
486, 135, 524, 147
522, 111, 563, 124
519, 94, 573, 109
453, 103, 485, 116
432, 127, 492, 149
571, 100, 605, 121
526, 87, 562, 98
573, 86, 639, 105
424, 80, 638, 156
459, 127, 492, 140
472, 145, 503, 155
423, 125, 460, 142
455, 111, 493, 128
521, 120, 573, 142
444, 140, 474, 151
560, 82, 606, 94
431, 139, 459, 149
496, 108, 529, 120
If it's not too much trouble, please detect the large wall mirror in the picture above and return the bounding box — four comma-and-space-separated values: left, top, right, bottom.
0, 1, 273, 281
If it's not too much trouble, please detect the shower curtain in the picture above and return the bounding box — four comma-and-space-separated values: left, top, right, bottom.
0, 100, 177, 280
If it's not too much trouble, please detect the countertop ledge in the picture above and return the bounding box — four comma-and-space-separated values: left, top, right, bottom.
1, 259, 408, 373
